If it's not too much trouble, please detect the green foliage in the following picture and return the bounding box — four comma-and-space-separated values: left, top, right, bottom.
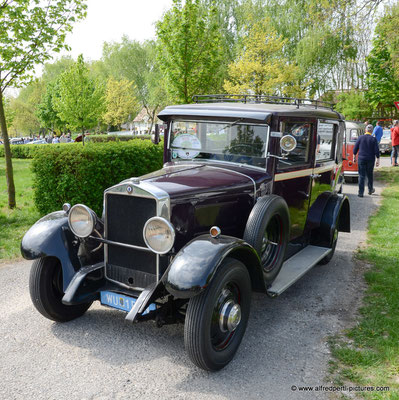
32, 141, 164, 216
156, 0, 225, 103
335, 91, 374, 121
223, 17, 304, 97
0, 144, 48, 159
0, 1, 87, 91
102, 37, 167, 131
103, 77, 140, 129
366, 19, 399, 108
36, 81, 65, 131
53, 55, 105, 133
86, 134, 152, 143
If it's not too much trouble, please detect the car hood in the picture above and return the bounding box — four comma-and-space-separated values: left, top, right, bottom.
138, 162, 270, 200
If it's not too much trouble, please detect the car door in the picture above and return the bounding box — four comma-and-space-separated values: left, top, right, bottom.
311, 120, 341, 206
273, 117, 315, 240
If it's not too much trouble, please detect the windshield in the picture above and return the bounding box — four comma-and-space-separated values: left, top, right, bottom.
383, 130, 391, 138
169, 120, 268, 168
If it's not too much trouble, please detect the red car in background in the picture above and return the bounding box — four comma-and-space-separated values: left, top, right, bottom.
342, 121, 365, 183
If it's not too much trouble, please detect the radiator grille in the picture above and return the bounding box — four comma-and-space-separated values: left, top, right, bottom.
105, 193, 157, 287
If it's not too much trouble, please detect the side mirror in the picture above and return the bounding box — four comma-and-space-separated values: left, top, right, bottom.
280, 135, 297, 152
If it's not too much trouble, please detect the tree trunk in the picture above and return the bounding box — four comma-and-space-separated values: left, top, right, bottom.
0, 90, 16, 209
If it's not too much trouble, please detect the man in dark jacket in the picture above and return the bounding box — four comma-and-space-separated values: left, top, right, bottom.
353, 124, 380, 197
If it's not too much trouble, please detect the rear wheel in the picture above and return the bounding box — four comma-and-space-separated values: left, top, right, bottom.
184, 258, 251, 371
318, 228, 338, 265
29, 256, 92, 322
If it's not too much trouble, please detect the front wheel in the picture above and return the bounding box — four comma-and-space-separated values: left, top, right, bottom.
29, 256, 92, 322
184, 258, 251, 371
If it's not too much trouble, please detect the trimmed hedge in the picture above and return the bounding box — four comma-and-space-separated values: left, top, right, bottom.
0, 144, 41, 159
32, 140, 164, 216
0, 143, 82, 159
87, 134, 152, 143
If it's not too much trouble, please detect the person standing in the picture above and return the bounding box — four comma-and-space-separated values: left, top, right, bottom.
391, 120, 399, 166
372, 121, 383, 143
353, 124, 380, 197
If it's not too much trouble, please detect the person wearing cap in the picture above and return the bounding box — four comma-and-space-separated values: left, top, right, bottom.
353, 124, 380, 197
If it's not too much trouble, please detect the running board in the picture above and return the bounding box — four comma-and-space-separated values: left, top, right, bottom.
267, 245, 331, 297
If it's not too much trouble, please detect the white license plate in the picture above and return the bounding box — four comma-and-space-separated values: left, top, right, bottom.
100, 291, 156, 314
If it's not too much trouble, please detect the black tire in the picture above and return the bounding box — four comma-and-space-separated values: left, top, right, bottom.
318, 227, 338, 265
184, 258, 251, 371
243, 195, 290, 283
29, 257, 92, 322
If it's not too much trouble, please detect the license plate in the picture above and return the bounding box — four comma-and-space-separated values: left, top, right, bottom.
100, 291, 156, 315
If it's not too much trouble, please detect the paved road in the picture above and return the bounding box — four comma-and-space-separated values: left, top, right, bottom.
0, 163, 388, 400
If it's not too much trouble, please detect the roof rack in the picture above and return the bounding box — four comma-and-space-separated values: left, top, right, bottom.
192, 94, 335, 111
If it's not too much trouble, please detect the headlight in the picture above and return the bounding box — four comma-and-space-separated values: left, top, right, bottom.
68, 204, 96, 238
143, 217, 175, 254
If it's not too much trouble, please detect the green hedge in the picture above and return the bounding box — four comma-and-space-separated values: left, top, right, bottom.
32, 140, 164, 216
0, 144, 41, 159
86, 134, 152, 143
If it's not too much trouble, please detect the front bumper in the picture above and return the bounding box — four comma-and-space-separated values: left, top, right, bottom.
343, 171, 359, 177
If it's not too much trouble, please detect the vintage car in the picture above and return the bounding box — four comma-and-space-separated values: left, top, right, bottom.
22, 95, 350, 371
380, 129, 392, 154
342, 121, 365, 183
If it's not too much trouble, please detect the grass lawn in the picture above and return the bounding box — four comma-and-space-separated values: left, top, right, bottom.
329, 167, 399, 399
0, 157, 40, 260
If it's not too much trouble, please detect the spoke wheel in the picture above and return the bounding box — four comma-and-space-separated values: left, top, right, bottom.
184, 258, 251, 371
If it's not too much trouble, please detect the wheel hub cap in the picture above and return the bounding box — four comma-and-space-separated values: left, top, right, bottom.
219, 300, 241, 333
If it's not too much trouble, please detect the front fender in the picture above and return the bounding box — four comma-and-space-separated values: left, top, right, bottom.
162, 235, 265, 299
21, 211, 80, 291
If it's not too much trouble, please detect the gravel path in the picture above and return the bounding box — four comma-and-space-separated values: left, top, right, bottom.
0, 161, 388, 400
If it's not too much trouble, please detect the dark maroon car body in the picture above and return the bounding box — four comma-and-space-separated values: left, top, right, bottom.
22, 95, 351, 371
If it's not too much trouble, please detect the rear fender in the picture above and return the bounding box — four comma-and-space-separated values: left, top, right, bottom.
162, 235, 265, 299
21, 211, 81, 291
310, 194, 350, 247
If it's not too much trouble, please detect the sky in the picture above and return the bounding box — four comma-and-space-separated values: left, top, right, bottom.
61, 0, 173, 61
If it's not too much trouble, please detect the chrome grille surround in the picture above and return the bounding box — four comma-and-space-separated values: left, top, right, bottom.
104, 179, 170, 290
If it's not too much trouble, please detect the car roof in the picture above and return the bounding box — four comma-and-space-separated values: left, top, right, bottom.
158, 102, 343, 124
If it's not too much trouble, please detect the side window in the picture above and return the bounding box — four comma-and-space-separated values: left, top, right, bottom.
350, 129, 359, 142
316, 122, 336, 161
279, 121, 312, 168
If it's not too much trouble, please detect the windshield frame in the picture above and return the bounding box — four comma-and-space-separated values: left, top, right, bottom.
167, 119, 270, 167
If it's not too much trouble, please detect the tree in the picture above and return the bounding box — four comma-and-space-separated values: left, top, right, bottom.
366, 34, 399, 109
103, 77, 140, 130
36, 81, 65, 132
156, 0, 225, 103
335, 91, 373, 121
0, 0, 87, 208
53, 55, 105, 141
223, 17, 304, 97
102, 38, 167, 133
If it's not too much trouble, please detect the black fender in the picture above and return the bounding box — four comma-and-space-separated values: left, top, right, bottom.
310, 193, 350, 247
21, 211, 81, 291
162, 234, 265, 299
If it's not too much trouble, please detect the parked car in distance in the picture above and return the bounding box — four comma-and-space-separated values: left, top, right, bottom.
342, 121, 365, 183
379, 129, 392, 154
27, 139, 48, 145
22, 94, 350, 371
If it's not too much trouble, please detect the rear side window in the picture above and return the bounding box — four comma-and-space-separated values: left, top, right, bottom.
316, 122, 336, 161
